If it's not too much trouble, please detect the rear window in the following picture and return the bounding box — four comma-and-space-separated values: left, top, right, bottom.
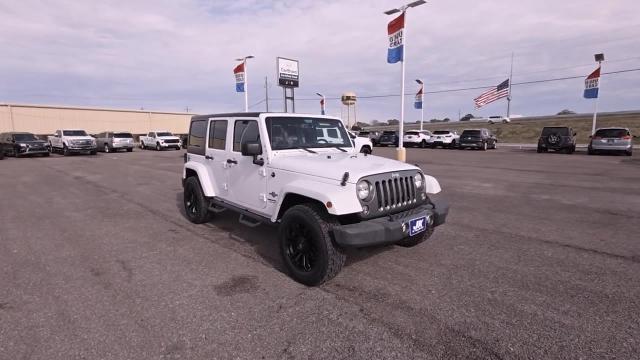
541, 127, 569, 136
461, 130, 481, 136
382, 131, 396, 135
113, 133, 133, 138
594, 129, 629, 138
433, 130, 450, 135
406, 131, 420, 135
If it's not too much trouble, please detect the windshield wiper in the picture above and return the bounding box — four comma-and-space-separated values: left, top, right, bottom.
299, 146, 317, 154
332, 146, 347, 152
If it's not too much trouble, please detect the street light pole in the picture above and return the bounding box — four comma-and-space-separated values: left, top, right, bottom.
235, 55, 254, 112
384, 0, 426, 162
316, 92, 326, 115
416, 79, 424, 131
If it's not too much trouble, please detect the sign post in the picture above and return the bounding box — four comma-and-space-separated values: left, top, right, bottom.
584, 53, 604, 135
277, 57, 299, 113
415, 79, 424, 131
234, 55, 254, 112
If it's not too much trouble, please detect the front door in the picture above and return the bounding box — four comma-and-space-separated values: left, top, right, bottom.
227, 119, 267, 211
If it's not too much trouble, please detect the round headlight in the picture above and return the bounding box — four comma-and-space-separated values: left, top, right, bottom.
357, 180, 372, 201
414, 173, 424, 189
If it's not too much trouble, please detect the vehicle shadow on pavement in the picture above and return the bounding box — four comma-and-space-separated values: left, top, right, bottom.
174, 193, 396, 277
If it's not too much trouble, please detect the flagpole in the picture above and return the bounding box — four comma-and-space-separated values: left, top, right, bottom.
592, 61, 602, 135
397, 10, 407, 162
420, 98, 424, 131
506, 52, 514, 120
244, 60, 249, 112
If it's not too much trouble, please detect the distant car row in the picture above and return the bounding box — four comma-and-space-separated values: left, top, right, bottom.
359, 129, 498, 151
0, 129, 183, 159
357, 126, 635, 156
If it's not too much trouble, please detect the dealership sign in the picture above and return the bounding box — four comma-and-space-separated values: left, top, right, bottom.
277, 57, 299, 88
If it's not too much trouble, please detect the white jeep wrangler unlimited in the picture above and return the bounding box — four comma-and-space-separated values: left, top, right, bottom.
182, 113, 448, 286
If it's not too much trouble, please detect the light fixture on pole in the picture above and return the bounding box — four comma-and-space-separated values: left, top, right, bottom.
415, 79, 424, 131
384, 0, 426, 162
316, 92, 326, 115
235, 55, 254, 112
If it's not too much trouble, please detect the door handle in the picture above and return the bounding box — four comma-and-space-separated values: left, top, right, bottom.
205, 155, 214, 160
226, 159, 237, 164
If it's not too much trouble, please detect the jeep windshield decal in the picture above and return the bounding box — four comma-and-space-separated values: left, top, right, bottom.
266, 117, 352, 151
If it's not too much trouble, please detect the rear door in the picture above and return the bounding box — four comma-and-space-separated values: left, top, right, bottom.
204, 119, 230, 196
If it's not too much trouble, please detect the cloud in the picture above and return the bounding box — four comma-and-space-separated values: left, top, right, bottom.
0, 0, 638, 121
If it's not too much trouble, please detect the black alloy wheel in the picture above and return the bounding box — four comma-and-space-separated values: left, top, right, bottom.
279, 204, 345, 286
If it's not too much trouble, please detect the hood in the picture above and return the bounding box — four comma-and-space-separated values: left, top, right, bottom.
15, 140, 47, 145
64, 136, 94, 141
157, 136, 180, 140
270, 151, 417, 183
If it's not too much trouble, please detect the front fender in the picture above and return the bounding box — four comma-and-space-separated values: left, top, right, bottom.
183, 162, 216, 197
272, 180, 362, 222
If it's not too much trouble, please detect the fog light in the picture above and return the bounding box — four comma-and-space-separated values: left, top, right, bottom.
427, 214, 434, 226
401, 223, 408, 233
362, 205, 370, 215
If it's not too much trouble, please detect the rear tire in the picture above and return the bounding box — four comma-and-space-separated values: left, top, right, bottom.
156, 143, 161, 151
104, 144, 110, 153
140, 141, 145, 149
127, 148, 133, 152
279, 203, 346, 286
183, 177, 211, 224
482, 142, 487, 151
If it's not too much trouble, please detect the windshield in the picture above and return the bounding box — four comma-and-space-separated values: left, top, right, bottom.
13, 133, 38, 141
405, 131, 420, 135
462, 130, 482, 136
266, 117, 352, 150
433, 130, 450, 135
594, 128, 629, 138
156, 132, 173, 137
63, 130, 88, 136
541, 127, 569, 136
113, 133, 133, 138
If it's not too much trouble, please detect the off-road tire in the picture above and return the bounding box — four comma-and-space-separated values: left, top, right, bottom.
397, 226, 434, 247
183, 176, 211, 224
360, 146, 372, 155
279, 203, 346, 286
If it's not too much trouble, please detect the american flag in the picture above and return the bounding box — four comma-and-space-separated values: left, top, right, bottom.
474, 79, 509, 109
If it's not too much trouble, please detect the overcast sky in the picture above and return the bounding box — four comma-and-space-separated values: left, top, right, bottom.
1, 0, 639, 122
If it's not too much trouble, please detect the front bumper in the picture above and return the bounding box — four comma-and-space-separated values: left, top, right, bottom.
332, 199, 449, 248
17, 147, 49, 155
67, 145, 96, 152
112, 142, 134, 149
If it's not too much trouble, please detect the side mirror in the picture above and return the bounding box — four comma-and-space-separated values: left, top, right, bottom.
573, 132, 577, 136
241, 141, 264, 165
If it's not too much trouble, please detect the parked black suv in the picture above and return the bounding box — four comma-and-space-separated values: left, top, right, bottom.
459, 128, 497, 150
0, 132, 50, 158
377, 131, 399, 147
537, 127, 577, 154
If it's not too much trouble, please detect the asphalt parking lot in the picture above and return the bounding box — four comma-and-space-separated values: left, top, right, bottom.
1, 147, 639, 359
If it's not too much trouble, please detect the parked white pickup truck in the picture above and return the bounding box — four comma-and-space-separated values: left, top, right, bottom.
139, 131, 182, 151
182, 112, 449, 286
48, 129, 97, 156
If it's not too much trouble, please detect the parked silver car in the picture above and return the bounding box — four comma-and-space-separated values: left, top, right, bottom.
588, 127, 635, 156
94, 131, 135, 153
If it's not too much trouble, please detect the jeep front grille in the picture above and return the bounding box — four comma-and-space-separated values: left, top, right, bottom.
374, 175, 417, 211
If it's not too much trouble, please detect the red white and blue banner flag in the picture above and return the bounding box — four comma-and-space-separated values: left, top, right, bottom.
234, 62, 245, 93
387, 13, 405, 64
414, 84, 423, 109
584, 66, 600, 99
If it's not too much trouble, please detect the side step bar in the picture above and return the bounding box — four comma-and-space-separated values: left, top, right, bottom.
208, 197, 275, 227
